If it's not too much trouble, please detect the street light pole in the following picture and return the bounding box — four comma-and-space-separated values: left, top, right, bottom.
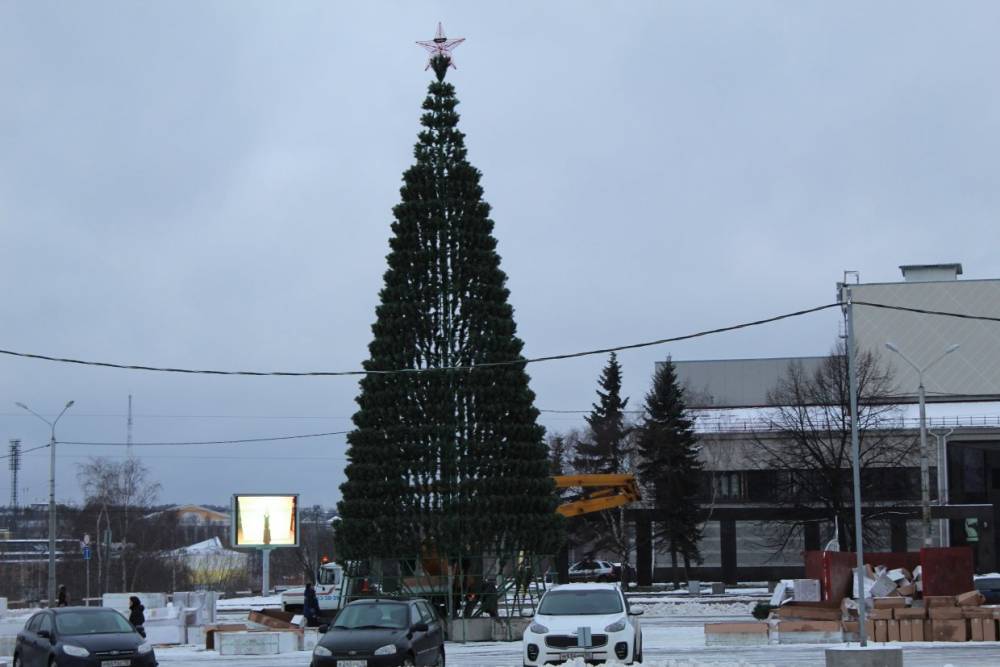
16, 400, 75, 607
884, 343, 959, 547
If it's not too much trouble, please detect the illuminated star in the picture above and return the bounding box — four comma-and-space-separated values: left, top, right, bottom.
416, 22, 465, 72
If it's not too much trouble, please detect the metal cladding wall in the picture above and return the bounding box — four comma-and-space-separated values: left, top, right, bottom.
671, 357, 827, 408
851, 279, 1000, 403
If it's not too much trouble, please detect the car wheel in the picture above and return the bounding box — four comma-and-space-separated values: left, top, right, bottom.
402, 657, 416, 667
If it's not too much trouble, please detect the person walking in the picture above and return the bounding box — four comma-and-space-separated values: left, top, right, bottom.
303, 583, 321, 627
129, 596, 146, 638
56, 585, 69, 607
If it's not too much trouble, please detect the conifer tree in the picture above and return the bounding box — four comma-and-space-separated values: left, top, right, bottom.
573, 353, 631, 474
335, 54, 560, 561
637, 358, 703, 588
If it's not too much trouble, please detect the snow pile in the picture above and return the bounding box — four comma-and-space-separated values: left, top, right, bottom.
557, 659, 774, 667
633, 601, 755, 617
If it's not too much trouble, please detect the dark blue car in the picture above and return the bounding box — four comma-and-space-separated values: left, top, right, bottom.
14, 607, 156, 667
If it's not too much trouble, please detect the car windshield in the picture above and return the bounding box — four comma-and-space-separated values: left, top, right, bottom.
317, 567, 338, 586
333, 603, 409, 629
56, 611, 134, 635
539, 590, 623, 615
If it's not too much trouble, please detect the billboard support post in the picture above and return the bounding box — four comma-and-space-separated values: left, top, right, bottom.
261, 548, 273, 596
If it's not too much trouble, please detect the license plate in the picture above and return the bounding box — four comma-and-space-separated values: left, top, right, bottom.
338, 661, 367, 667
103, 661, 131, 667
563, 652, 593, 659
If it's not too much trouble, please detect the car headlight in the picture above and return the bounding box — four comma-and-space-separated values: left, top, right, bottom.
374, 644, 397, 656
62, 644, 90, 657
604, 617, 627, 632
529, 622, 549, 634
137, 641, 153, 655
313, 645, 333, 656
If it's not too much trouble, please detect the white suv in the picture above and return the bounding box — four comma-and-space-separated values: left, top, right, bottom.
523, 583, 643, 666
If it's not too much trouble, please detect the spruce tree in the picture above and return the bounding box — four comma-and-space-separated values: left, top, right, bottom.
573, 353, 631, 474
335, 54, 561, 561
636, 358, 703, 588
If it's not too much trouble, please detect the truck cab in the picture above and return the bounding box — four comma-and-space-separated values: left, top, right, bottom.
281, 562, 344, 615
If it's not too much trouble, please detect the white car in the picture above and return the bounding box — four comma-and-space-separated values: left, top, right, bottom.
522, 583, 643, 666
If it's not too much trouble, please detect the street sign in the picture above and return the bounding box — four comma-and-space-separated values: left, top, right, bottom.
82, 546, 91, 561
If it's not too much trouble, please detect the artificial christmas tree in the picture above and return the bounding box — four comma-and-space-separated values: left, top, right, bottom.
335, 37, 560, 561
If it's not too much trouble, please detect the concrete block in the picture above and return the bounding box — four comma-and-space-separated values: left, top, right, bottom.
777, 604, 842, 621
985, 618, 998, 641
217, 631, 297, 655
492, 617, 529, 641
910, 619, 924, 642
688, 580, 701, 595
0, 636, 15, 657
898, 619, 911, 642
886, 620, 900, 642
793, 579, 821, 602
0, 597, 7, 617
893, 606, 926, 619
102, 592, 168, 613
711, 582, 726, 594
300, 628, 320, 651
704, 622, 769, 647
145, 624, 185, 645
825, 646, 903, 667
447, 618, 492, 642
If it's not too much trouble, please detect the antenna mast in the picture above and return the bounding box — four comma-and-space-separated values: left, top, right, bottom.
8, 439, 21, 533
127, 394, 134, 459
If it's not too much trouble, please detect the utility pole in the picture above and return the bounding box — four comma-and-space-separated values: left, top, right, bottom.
841, 274, 867, 647
16, 400, 74, 607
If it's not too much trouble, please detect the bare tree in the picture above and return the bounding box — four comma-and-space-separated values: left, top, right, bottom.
77, 457, 161, 594
753, 343, 916, 553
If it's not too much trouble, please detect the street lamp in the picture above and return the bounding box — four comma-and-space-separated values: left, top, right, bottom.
16, 400, 75, 607
884, 342, 959, 546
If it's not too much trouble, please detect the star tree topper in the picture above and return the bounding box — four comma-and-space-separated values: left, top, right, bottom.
416, 22, 465, 81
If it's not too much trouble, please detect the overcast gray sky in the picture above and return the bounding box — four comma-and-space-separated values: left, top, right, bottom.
2, 1, 998, 510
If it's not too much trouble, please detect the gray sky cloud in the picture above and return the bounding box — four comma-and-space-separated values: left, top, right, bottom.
2, 1, 998, 510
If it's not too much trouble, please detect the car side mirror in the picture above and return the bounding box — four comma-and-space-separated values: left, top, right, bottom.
318, 624, 329, 634
37, 629, 52, 641
412, 622, 429, 632
628, 609, 644, 616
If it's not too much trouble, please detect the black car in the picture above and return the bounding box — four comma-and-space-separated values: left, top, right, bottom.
311, 598, 445, 667
14, 606, 156, 667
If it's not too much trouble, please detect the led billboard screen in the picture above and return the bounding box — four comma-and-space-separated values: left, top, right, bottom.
232, 494, 299, 548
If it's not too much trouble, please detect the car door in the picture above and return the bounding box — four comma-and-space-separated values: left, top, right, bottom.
34, 612, 55, 667
17, 613, 39, 666
406, 603, 429, 665
418, 601, 444, 662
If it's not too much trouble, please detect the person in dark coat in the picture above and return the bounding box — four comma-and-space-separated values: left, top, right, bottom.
303, 583, 321, 627
129, 596, 146, 638
56, 585, 68, 607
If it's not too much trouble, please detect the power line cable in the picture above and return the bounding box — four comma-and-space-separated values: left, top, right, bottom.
59, 431, 349, 447
853, 301, 1000, 323
0, 303, 840, 376
0, 443, 49, 460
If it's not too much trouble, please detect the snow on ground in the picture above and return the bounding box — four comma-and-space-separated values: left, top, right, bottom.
150, 614, 1000, 666
633, 601, 756, 617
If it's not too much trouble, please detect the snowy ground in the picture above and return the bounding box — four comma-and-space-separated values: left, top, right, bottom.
6, 598, 1000, 666
149, 617, 1000, 667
